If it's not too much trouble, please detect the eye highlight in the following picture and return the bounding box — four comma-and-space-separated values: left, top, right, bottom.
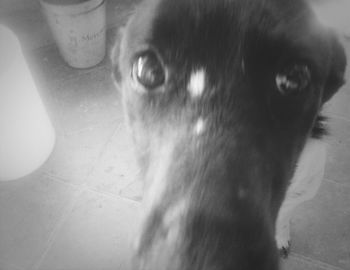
275, 64, 311, 95
132, 51, 165, 90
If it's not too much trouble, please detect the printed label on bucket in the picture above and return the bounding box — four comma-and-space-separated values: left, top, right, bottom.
41, 0, 106, 68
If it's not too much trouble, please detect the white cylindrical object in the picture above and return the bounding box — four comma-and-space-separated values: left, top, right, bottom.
0, 25, 56, 181
40, 0, 106, 68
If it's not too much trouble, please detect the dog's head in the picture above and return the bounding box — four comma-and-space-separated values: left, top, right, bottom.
112, 0, 346, 269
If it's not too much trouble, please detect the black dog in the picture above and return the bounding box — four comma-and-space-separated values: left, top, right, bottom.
112, 0, 346, 269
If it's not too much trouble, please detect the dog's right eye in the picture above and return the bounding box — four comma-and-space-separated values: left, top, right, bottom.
275, 63, 311, 96
132, 52, 165, 90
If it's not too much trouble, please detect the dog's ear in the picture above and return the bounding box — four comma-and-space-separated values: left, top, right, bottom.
322, 31, 347, 103
111, 27, 125, 86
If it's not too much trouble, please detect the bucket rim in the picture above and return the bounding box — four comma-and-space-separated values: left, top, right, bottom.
40, 0, 105, 15
40, 0, 100, 6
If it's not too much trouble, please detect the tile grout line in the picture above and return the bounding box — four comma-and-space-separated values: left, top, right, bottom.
38, 120, 122, 261
31, 185, 87, 270
41, 119, 128, 201
30, 183, 140, 269
43, 173, 84, 190
81, 120, 141, 201
83, 123, 122, 183
83, 185, 142, 207
324, 177, 350, 189
289, 252, 346, 270
90, 120, 127, 165
329, 115, 350, 124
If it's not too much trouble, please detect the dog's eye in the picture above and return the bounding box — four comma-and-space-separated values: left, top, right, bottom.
132, 52, 165, 89
275, 64, 311, 95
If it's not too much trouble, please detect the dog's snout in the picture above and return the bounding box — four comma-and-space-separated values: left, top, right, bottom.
135, 131, 281, 270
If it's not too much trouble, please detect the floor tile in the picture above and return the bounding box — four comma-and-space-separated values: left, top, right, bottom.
119, 180, 143, 202
28, 44, 108, 89
324, 118, 350, 186
282, 253, 344, 270
289, 180, 350, 269
26, 49, 101, 137
43, 123, 116, 185
324, 88, 350, 122
86, 121, 139, 198
26, 35, 121, 137
323, 38, 349, 121
0, 260, 25, 270
38, 190, 140, 270
53, 66, 123, 134
0, 173, 78, 270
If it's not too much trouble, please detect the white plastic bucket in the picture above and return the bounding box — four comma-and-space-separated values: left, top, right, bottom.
40, 0, 106, 68
0, 25, 56, 181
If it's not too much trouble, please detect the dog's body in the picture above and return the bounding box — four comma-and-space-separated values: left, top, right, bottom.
112, 0, 346, 269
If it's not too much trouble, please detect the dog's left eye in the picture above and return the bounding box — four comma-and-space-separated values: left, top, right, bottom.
132, 52, 165, 89
275, 64, 311, 95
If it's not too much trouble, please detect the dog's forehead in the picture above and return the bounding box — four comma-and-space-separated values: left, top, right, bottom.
125, 0, 324, 58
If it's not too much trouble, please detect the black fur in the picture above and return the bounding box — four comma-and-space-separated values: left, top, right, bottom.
112, 0, 346, 269
312, 115, 329, 139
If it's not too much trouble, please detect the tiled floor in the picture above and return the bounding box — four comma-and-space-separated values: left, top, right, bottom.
0, 1, 349, 270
